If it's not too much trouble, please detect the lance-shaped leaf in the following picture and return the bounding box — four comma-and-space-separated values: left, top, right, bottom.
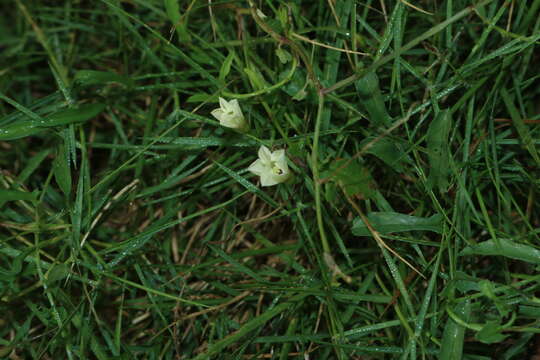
352, 212, 443, 236
427, 109, 452, 191
355, 72, 391, 127
461, 238, 540, 265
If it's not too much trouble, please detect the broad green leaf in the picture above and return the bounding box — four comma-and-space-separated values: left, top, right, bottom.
363, 137, 408, 172
74, 70, 133, 87
460, 238, 540, 264
282, 68, 309, 99
355, 72, 391, 126
53, 145, 72, 196
244, 66, 268, 90
276, 47, 292, 64
440, 301, 471, 360
475, 321, 509, 344
325, 159, 375, 198
427, 109, 452, 191
351, 212, 443, 236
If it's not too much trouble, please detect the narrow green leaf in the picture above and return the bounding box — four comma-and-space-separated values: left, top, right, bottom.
71, 159, 85, 249
207, 244, 264, 282
74, 70, 133, 87
219, 51, 235, 82
17, 149, 50, 184
352, 212, 443, 236
192, 294, 306, 360
439, 301, 471, 360
150, 136, 255, 148
500, 87, 540, 166
0, 123, 43, 140
53, 145, 72, 196
41, 103, 106, 127
380, 246, 414, 313
427, 109, 452, 191
213, 161, 278, 208
0, 104, 105, 140
164, 0, 190, 42
0, 189, 37, 203
186, 93, 215, 103
460, 238, 540, 264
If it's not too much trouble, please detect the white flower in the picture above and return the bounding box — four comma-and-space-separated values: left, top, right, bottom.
248, 146, 290, 187
211, 97, 247, 131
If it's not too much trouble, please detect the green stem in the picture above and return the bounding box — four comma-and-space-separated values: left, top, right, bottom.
222, 56, 298, 99
312, 91, 330, 254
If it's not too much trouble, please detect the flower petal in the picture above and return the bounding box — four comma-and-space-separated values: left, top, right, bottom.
247, 159, 265, 176
260, 173, 279, 187
211, 108, 224, 122
220, 116, 237, 128
271, 149, 285, 163
271, 149, 289, 173
229, 99, 243, 117
258, 146, 272, 164
218, 97, 229, 110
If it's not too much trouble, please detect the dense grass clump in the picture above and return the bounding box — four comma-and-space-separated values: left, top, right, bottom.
1, 0, 540, 359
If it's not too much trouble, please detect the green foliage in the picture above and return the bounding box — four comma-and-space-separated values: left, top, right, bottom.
440, 301, 471, 360
324, 158, 375, 198
461, 239, 540, 264
354, 72, 392, 126
427, 109, 452, 191
351, 212, 443, 236
1, 0, 540, 358
53, 145, 71, 196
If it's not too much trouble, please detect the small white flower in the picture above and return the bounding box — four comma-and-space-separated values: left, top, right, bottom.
211, 97, 248, 131
248, 146, 290, 187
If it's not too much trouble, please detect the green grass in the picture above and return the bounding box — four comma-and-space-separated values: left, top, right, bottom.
1, 0, 540, 358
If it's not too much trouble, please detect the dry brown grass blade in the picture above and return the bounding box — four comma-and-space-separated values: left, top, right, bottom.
399, 0, 433, 15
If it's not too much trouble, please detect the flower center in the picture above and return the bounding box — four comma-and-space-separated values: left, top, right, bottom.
271, 163, 283, 175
